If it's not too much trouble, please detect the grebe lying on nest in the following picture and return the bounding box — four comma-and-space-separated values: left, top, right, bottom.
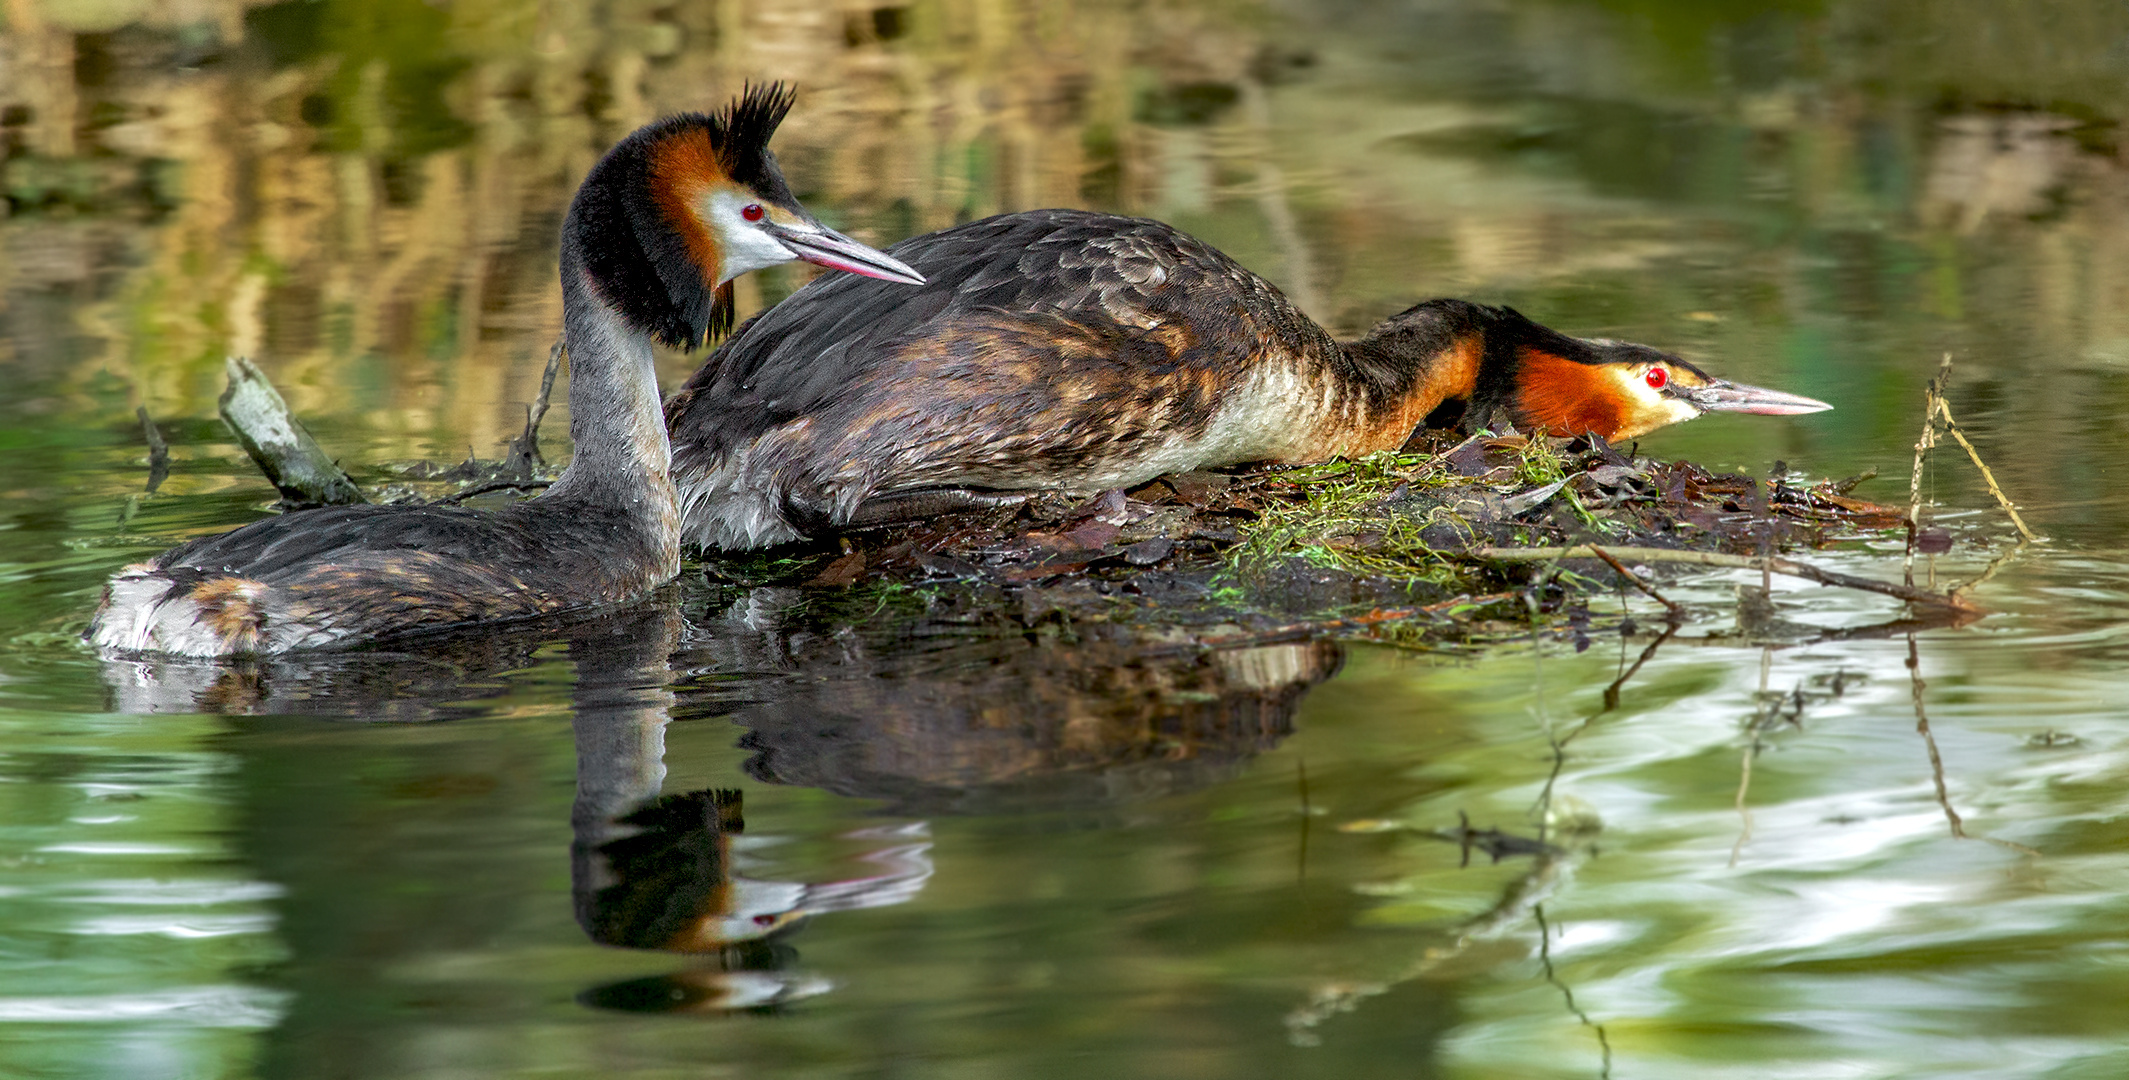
665, 209, 1829, 550
91, 85, 924, 656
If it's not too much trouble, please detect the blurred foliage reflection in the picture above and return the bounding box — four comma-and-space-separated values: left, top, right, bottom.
7, 2, 2129, 1078
6, 0, 2129, 544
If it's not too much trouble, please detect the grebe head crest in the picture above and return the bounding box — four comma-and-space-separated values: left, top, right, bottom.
1354, 300, 1831, 443
566, 84, 924, 351
1505, 315, 1831, 441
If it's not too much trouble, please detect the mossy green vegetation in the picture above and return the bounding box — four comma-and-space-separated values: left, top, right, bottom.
1227, 452, 1469, 587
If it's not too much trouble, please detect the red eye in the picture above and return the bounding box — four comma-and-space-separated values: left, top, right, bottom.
741, 203, 765, 222
1645, 367, 1669, 390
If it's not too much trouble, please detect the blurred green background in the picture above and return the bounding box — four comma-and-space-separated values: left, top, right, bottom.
5, 2, 2129, 1078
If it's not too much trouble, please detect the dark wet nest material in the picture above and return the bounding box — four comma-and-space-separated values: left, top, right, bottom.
693, 431, 1963, 650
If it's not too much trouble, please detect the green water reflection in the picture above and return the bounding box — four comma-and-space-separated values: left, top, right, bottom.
5, 0, 2129, 1077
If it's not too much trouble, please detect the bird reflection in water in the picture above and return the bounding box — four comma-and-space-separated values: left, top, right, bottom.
671, 586, 1343, 817
566, 603, 935, 1015
94, 584, 1345, 1014
570, 785, 933, 1015
577, 586, 1343, 1011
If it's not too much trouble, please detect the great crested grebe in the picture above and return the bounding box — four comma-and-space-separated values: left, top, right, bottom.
91, 85, 924, 657
665, 208, 1830, 550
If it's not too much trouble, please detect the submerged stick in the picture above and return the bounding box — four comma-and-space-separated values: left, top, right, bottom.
1950, 537, 2029, 602
1467, 545, 1981, 614
1150, 591, 1520, 656
1585, 544, 1685, 620
217, 356, 366, 507
1906, 634, 2040, 857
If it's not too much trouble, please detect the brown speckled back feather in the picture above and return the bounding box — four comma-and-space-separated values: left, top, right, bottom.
666, 210, 1342, 549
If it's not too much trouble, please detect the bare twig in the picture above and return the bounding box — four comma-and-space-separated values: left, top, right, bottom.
1903, 355, 2035, 602
1533, 626, 1674, 841
1602, 623, 1673, 712
1906, 356, 1952, 586
135, 405, 169, 495
530, 336, 564, 444
438, 478, 554, 505
1585, 544, 1685, 620
505, 337, 566, 475
1284, 837, 1592, 1047
1468, 546, 1981, 614
1931, 396, 2036, 542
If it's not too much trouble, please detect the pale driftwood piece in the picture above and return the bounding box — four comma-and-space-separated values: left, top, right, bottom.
1466, 545, 1981, 614
217, 356, 365, 507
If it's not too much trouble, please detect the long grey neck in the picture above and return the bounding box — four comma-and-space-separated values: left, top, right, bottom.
541, 248, 681, 571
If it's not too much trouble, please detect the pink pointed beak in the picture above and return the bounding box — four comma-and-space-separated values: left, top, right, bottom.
767, 223, 926, 285
1677, 379, 1833, 416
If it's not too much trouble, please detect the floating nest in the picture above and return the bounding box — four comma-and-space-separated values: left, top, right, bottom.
197, 349, 2004, 654
692, 430, 1970, 651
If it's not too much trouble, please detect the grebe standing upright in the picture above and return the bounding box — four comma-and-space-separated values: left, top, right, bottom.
91, 85, 924, 656
665, 209, 1830, 550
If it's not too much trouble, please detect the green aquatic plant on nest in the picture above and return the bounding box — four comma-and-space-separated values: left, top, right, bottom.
1226, 450, 1470, 588
1224, 435, 1593, 592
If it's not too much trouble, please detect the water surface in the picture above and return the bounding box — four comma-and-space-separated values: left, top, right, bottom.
4, 1, 2129, 1077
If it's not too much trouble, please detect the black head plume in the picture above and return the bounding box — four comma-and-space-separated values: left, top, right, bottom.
563, 83, 804, 351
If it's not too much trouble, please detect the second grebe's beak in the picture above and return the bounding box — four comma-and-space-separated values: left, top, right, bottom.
766, 222, 926, 285
1674, 378, 1834, 417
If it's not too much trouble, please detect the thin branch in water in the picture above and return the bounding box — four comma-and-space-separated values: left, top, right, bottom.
1909, 633, 1964, 840
1952, 537, 2030, 602
1730, 645, 1775, 868
1283, 843, 1591, 1047
1535, 626, 1675, 835
1906, 355, 1951, 587
1601, 625, 1674, 714
1907, 634, 2041, 857
1469, 546, 1980, 615
1529, 619, 1676, 864
1148, 591, 1518, 656
1525, 573, 1556, 840
1898, 355, 2034, 602
1932, 395, 2037, 542
1534, 904, 1614, 1080
136, 405, 169, 495
1755, 467, 1774, 595
532, 335, 564, 436
439, 479, 554, 505
1586, 544, 1685, 621
505, 337, 567, 475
